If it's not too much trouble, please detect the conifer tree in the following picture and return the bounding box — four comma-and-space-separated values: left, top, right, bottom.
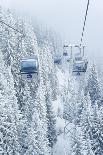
85, 66, 101, 106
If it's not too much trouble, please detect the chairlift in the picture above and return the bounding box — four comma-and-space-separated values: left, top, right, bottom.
20, 56, 39, 78
73, 59, 88, 74
54, 55, 62, 65
63, 45, 68, 56
63, 52, 68, 56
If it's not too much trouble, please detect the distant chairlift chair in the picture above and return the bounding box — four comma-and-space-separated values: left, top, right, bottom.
54, 55, 62, 65
63, 51, 68, 56
73, 60, 88, 75
20, 57, 39, 79
63, 45, 68, 56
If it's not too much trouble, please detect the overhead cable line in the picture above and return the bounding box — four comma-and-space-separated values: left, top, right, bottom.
80, 0, 90, 46
0, 20, 55, 48
0, 20, 24, 36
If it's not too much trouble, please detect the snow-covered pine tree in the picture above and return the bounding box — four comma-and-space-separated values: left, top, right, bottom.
63, 78, 84, 125
63, 91, 76, 122
39, 46, 57, 150
46, 89, 57, 149
80, 92, 103, 155
63, 78, 75, 122
0, 8, 49, 154
85, 65, 101, 106
44, 44, 58, 101
89, 103, 103, 155
0, 8, 13, 67
0, 46, 22, 154
70, 124, 83, 155
0, 6, 63, 154
80, 94, 95, 155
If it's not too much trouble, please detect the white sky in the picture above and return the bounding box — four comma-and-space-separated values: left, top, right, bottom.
0, 0, 103, 64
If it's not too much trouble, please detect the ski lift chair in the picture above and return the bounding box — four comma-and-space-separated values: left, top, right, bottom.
20, 56, 39, 78
63, 51, 68, 56
54, 55, 62, 65
73, 60, 88, 74
63, 45, 68, 56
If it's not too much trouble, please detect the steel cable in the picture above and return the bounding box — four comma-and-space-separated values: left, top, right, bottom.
80, 0, 90, 46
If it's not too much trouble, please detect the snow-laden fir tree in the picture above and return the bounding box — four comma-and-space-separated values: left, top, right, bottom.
80, 90, 103, 155
89, 103, 103, 155
39, 46, 57, 150
63, 77, 84, 125
46, 85, 57, 149
80, 94, 95, 155
0, 45, 22, 154
0, 6, 62, 155
85, 65, 101, 106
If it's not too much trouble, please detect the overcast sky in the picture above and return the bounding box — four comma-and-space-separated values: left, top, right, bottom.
0, 0, 103, 63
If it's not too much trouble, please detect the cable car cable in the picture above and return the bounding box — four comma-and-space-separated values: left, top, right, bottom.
0, 20, 25, 36
0, 20, 55, 48
80, 0, 90, 46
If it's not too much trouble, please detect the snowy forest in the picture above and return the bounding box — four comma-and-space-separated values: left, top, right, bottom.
0, 6, 103, 155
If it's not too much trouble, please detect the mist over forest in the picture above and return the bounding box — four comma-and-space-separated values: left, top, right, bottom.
0, 1, 103, 155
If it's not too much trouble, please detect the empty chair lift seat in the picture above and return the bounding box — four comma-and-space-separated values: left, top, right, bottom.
20, 58, 38, 74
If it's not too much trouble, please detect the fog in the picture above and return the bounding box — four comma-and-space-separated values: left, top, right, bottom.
0, 0, 103, 64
